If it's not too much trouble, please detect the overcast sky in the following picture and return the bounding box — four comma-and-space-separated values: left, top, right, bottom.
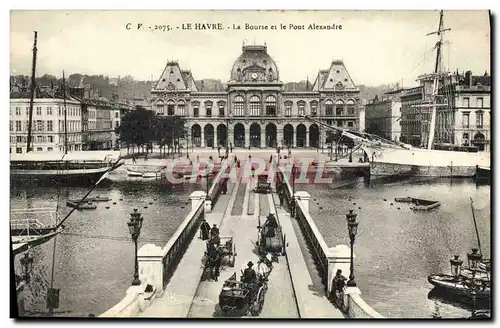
10, 10, 490, 87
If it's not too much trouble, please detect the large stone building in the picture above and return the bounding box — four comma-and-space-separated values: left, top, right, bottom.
400, 70, 491, 151
150, 44, 362, 149
9, 91, 83, 154
365, 88, 404, 142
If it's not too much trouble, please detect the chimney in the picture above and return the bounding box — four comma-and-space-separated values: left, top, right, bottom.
465, 70, 472, 87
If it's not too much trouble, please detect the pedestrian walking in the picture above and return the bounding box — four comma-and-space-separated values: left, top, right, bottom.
230, 143, 233, 153
132, 154, 136, 164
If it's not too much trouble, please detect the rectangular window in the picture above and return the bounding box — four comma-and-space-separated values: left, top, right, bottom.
234, 102, 244, 116
26, 107, 29, 116
47, 107, 52, 115
326, 104, 333, 116
47, 120, 53, 132
310, 103, 317, 116
36, 120, 44, 131
205, 103, 212, 117
9, 121, 13, 131
347, 106, 355, 116
167, 104, 175, 116
178, 103, 186, 116
285, 103, 292, 117
16, 148, 22, 154
36, 106, 42, 115
463, 97, 470, 108
16, 136, 22, 143
37, 147, 43, 151
337, 121, 343, 127
115, 121, 119, 128
193, 105, 199, 117
48, 147, 53, 151
476, 112, 483, 128
15, 107, 21, 115
347, 121, 354, 128
298, 103, 305, 116
219, 104, 225, 116
336, 107, 343, 116
37, 136, 43, 143
16, 121, 22, 132
462, 113, 470, 128
157, 105, 164, 115
477, 97, 483, 108
115, 112, 119, 118
48, 136, 54, 143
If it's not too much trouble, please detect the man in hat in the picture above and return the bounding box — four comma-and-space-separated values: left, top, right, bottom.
210, 224, 219, 237
242, 261, 257, 284
200, 218, 211, 240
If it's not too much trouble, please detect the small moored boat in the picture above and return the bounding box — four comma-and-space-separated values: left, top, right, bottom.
66, 200, 97, 210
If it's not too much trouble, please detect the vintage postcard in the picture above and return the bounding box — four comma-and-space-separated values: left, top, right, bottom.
10, 10, 491, 319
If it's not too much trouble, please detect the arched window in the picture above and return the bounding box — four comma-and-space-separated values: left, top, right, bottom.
284, 101, 292, 117
325, 100, 333, 116
250, 95, 260, 116
265, 95, 276, 116
156, 101, 165, 115
167, 100, 175, 116
297, 101, 306, 116
346, 99, 355, 116
335, 99, 345, 116
177, 100, 186, 116
234, 96, 244, 116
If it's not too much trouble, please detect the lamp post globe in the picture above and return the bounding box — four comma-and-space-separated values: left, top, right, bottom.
345, 209, 359, 287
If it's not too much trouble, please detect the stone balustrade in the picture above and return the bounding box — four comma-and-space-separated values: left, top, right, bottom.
101, 157, 234, 317
276, 168, 384, 319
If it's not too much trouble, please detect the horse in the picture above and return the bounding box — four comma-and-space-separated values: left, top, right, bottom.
205, 242, 222, 281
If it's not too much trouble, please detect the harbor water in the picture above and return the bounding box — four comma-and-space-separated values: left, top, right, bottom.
302, 176, 491, 318
11, 171, 490, 318
11, 178, 205, 317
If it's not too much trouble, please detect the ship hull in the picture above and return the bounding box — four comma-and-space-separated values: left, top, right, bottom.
10, 168, 110, 185
362, 144, 490, 178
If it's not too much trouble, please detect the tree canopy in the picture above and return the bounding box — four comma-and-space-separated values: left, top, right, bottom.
116, 106, 187, 155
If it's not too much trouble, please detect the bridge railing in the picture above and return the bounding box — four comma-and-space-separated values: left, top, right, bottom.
100, 157, 234, 317
275, 167, 384, 319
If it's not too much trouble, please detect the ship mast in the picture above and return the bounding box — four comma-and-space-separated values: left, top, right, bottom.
63, 70, 68, 154
426, 10, 450, 150
26, 31, 38, 153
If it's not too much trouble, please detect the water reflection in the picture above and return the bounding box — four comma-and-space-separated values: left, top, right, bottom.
11, 180, 203, 317
301, 177, 490, 318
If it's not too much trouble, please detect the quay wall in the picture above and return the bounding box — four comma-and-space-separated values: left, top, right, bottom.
100, 157, 234, 317
275, 168, 384, 319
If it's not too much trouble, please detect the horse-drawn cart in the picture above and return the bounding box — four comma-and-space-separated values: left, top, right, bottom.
218, 261, 273, 316
204, 235, 237, 281
256, 213, 286, 256
254, 170, 272, 194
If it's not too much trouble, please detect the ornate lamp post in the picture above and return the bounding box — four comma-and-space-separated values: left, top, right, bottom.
449, 255, 463, 279
127, 208, 144, 286
20, 252, 34, 284
467, 248, 483, 318
345, 209, 359, 287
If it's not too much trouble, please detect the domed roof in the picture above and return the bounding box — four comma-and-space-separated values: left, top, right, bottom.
230, 45, 280, 83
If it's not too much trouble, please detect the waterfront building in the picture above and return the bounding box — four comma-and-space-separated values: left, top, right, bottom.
9, 90, 83, 153
150, 44, 363, 149
365, 88, 404, 142
400, 70, 491, 151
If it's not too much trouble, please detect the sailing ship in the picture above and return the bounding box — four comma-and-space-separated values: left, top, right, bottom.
305, 11, 490, 178
359, 11, 490, 177
9, 31, 122, 184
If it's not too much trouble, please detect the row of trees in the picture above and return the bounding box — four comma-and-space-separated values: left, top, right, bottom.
116, 106, 187, 157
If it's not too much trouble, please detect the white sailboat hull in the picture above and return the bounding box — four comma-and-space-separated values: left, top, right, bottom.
362, 144, 490, 177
